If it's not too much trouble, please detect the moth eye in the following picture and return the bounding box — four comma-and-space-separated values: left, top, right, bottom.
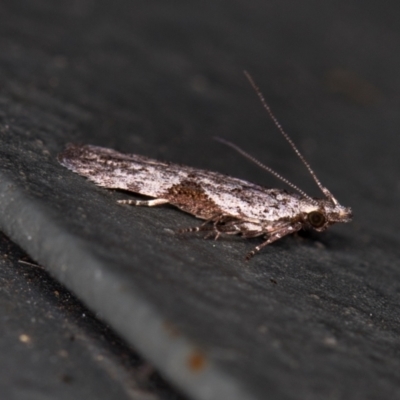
308, 211, 326, 228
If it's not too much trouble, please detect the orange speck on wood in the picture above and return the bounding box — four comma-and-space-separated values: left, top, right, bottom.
187, 350, 207, 372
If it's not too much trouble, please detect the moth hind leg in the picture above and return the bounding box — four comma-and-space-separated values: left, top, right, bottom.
178, 215, 221, 237
118, 198, 169, 207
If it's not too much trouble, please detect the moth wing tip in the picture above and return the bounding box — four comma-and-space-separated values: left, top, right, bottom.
57, 143, 88, 167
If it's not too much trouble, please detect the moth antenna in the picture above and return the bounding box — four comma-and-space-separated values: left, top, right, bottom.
214, 136, 314, 201
243, 70, 336, 203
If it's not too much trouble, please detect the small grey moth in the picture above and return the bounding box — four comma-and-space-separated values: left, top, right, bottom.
58, 72, 352, 259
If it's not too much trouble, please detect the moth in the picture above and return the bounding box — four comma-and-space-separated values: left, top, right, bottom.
58, 72, 352, 259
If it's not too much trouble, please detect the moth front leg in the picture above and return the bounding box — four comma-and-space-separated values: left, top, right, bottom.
118, 198, 169, 206
246, 222, 302, 260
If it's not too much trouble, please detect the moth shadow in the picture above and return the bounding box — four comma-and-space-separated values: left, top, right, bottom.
295, 229, 350, 249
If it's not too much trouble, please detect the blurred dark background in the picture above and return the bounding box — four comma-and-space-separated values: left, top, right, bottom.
0, 1, 399, 400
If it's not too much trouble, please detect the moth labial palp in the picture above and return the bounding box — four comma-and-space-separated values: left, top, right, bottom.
58, 71, 352, 260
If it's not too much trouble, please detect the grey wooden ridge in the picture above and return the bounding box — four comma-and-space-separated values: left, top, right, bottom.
0, 233, 185, 400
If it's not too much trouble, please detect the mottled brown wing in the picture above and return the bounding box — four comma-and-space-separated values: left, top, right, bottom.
58, 144, 302, 222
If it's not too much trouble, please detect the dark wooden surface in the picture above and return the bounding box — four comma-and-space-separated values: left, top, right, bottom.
1, 1, 400, 399
0, 233, 186, 400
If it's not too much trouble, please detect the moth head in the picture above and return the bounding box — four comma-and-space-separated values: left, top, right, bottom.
305, 200, 352, 232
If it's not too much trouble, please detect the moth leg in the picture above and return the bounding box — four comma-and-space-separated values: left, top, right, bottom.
246, 223, 302, 260
118, 198, 169, 207
178, 214, 228, 239
215, 221, 248, 236
179, 217, 215, 234
204, 231, 221, 240
204, 228, 242, 239
202, 217, 248, 240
